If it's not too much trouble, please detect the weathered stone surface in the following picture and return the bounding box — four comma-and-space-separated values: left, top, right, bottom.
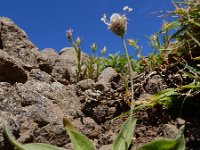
51, 47, 89, 84
99, 144, 112, 150
0, 50, 27, 84
28, 69, 54, 84
0, 17, 39, 69
0, 76, 100, 149
176, 117, 186, 126
51, 62, 71, 86
37, 48, 58, 74
81, 88, 129, 124
162, 124, 179, 139
95, 67, 120, 91
145, 74, 167, 94
76, 79, 95, 91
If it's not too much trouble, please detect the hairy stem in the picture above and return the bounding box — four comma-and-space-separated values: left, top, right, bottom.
121, 36, 135, 116
72, 41, 81, 81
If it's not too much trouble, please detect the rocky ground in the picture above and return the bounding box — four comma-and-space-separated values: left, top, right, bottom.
0, 17, 200, 150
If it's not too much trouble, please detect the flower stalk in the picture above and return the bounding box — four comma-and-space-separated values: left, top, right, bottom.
121, 36, 135, 115
101, 6, 135, 116
66, 29, 82, 81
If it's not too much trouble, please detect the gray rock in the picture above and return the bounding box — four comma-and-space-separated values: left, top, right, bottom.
28, 69, 54, 83
0, 17, 39, 69
0, 50, 27, 84
99, 144, 112, 150
145, 74, 167, 94
162, 124, 179, 139
76, 79, 95, 91
0, 74, 101, 149
51, 47, 89, 84
51, 62, 71, 86
95, 67, 120, 91
176, 118, 185, 126
37, 48, 58, 74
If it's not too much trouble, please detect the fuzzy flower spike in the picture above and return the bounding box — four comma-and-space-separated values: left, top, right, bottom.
101, 6, 132, 37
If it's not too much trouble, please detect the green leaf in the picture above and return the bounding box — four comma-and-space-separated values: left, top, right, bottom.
2, 125, 63, 150
180, 62, 200, 75
180, 70, 198, 79
63, 117, 96, 150
23, 143, 64, 150
156, 35, 161, 50
137, 126, 185, 150
180, 82, 200, 90
161, 20, 181, 33
149, 88, 178, 106
112, 117, 137, 150
186, 31, 200, 47
189, 19, 200, 27
169, 25, 188, 40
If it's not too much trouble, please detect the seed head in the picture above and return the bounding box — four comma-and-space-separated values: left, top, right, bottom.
101, 6, 132, 37
109, 13, 127, 37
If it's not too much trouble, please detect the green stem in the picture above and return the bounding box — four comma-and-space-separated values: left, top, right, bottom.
121, 36, 135, 116
72, 41, 81, 81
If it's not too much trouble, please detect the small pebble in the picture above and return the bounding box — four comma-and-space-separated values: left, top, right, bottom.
176, 117, 185, 125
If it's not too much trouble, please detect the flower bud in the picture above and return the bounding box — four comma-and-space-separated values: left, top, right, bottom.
128, 39, 138, 49
101, 46, 107, 55
91, 43, 97, 52
76, 37, 81, 46
66, 28, 73, 41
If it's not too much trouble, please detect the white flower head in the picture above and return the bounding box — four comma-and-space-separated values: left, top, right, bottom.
101, 6, 132, 37
109, 13, 127, 37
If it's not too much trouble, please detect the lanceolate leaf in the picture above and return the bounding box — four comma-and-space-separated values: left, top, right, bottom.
186, 31, 200, 47
189, 19, 200, 27
148, 88, 178, 106
22, 143, 64, 150
2, 125, 63, 150
63, 117, 96, 150
160, 20, 181, 33
113, 117, 137, 150
137, 126, 185, 150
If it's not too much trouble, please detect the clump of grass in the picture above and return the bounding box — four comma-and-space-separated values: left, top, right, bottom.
132, 0, 200, 112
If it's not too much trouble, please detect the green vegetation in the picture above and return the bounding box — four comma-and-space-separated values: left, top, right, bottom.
2, 0, 200, 150
2, 119, 185, 150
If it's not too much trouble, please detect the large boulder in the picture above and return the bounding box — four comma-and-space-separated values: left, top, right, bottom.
0, 17, 39, 69
0, 70, 101, 149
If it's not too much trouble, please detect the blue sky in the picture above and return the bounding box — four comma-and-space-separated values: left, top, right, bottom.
0, 0, 174, 56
